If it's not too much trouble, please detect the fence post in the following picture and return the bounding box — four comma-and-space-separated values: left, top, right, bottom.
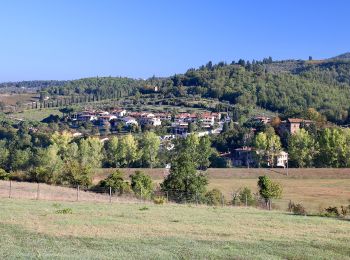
245, 194, 248, 207
109, 187, 112, 203
166, 191, 169, 202
221, 194, 224, 207
140, 187, 143, 202
76, 185, 80, 201
36, 183, 40, 200
8, 180, 12, 198
195, 191, 198, 206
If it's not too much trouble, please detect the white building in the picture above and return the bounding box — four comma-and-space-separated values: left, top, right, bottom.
122, 117, 138, 126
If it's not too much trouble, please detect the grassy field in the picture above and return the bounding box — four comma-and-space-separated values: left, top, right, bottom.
0, 198, 349, 259
9, 108, 62, 121
94, 168, 350, 213
0, 93, 38, 106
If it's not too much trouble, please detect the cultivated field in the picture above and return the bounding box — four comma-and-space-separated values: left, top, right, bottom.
95, 168, 350, 213
0, 93, 38, 106
0, 198, 349, 259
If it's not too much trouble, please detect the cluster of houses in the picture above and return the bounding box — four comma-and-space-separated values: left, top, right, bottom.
72, 108, 224, 135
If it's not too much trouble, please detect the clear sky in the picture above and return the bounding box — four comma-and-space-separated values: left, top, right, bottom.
0, 0, 349, 81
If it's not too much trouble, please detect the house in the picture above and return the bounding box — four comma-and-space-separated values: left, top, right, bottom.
276, 151, 288, 168
280, 118, 313, 134
112, 109, 127, 117
171, 122, 189, 135
122, 117, 138, 126
98, 115, 117, 125
77, 114, 98, 122
232, 147, 257, 167
200, 113, 215, 127
254, 116, 271, 124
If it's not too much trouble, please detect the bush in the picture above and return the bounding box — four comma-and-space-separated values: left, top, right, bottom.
0, 169, 11, 180
153, 196, 167, 205
288, 202, 307, 215
55, 208, 73, 214
239, 187, 256, 206
340, 205, 349, 217
97, 170, 131, 195
325, 206, 340, 217
130, 171, 154, 199
205, 188, 224, 206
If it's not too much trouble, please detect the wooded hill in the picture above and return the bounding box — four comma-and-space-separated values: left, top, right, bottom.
3, 53, 350, 124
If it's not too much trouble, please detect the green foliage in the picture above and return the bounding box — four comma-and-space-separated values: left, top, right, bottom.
254, 127, 282, 167
117, 134, 139, 167
0, 169, 10, 180
239, 187, 255, 206
288, 129, 318, 167
257, 176, 282, 209
139, 131, 160, 168
161, 144, 208, 202
130, 171, 154, 199
153, 196, 167, 205
61, 161, 93, 188
55, 208, 73, 214
97, 170, 131, 195
204, 188, 224, 206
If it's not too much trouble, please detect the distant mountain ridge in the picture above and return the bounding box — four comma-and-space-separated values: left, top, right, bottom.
329, 52, 350, 61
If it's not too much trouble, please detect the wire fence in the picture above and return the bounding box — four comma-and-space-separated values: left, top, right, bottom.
0, 180, 311, 212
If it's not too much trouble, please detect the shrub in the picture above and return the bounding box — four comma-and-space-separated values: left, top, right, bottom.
97, 170, 131, 195
130, 171, 154, 199
239, 187, 256, 206
288, 202, 307, 215
153, 196, 167, 205
205, 188, 224, 206
55, 208, 73, 214
325, 206, 340, 217
340, 205, 349, 217
0, 169, 11, 180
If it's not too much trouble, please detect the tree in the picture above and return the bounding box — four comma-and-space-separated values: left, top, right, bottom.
139, 131, 160, 168
288, 129, 318, 167
51, 131, 73, 159
104, 136, 119, 167
130, 171, 154, 199
61, 160, 92, 188
254, 132, 268, 167
253, 127, 282, 167
317, 128, 349, 167
117, 134, 139, 167
161, 149, 208, 203
197, 135, 213, 170
78, 137, 103, 168
257, 176, 282, 210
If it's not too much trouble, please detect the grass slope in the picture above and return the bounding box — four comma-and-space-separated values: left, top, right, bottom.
0, 198, 349, 259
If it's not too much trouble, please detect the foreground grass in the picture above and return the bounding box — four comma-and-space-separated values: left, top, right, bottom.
0, 198, 349, 259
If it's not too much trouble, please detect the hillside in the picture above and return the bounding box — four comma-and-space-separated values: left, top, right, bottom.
329, 52, 350, 61
3, 53, 350, 123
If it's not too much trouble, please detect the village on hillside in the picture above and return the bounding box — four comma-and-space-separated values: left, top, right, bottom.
61, 107, 314, 169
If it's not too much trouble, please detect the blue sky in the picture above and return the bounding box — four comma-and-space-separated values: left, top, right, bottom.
0, 0, 349, 81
